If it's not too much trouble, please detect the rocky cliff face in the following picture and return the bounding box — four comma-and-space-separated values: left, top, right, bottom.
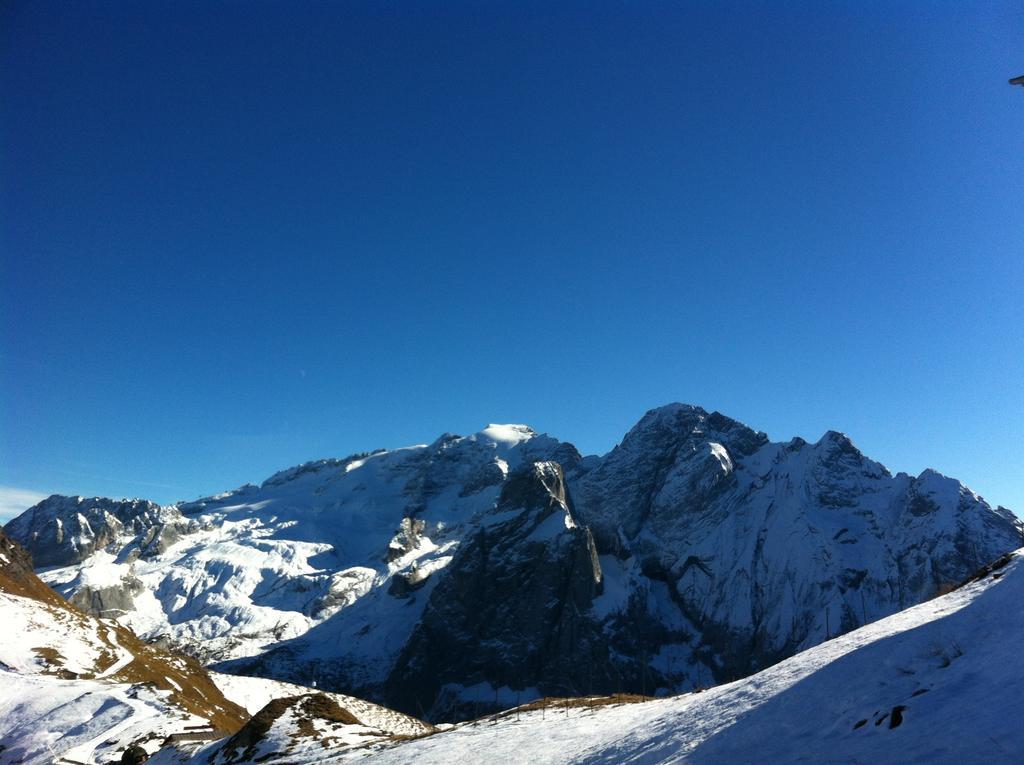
566, 405, 1024, 688
5, 494, 191, 567
6, 406, 1022, 722
5, 495, 198, 619
383, 462, 603, 720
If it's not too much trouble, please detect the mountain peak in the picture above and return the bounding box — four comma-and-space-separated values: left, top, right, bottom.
816, 430, 859, 451
474, 423, 537, 447
636, 402, 707, 423
619, 403, 767, 459
819, 429, 852, 443
914, 468, 966, 502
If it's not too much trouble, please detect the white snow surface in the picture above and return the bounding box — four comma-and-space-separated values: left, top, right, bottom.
0, 671, 186, 765
29, 425, 571, 676
0, 591, 211, 764
208, 671, 432, 737
201, 701, 390, 765
0, 590, 122, 678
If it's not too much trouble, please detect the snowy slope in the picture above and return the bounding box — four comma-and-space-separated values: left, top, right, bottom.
0, 589, 429, 765
208, 672, 433, 737
16, 428, 575, 666
185, 548, 1023, 765
0, 606, 216, 765
0, 530, 248, 765
6, 405, 1021, 721
147, 694, 404, 765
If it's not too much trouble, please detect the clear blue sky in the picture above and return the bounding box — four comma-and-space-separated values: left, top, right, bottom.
2, 1, 1022, 522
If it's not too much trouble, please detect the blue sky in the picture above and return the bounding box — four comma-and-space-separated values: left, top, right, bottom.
2, 1, 1022, 522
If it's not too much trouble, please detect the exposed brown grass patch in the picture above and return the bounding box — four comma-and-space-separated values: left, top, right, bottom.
31, 646, 80, 679
461, 693, 655, 725
218, 693, 369, 761
291, 694, 363, 746
110, 624, 248, 733
1, 529, 248, 735
218, 695, 298, 763
522, 693, 648, 712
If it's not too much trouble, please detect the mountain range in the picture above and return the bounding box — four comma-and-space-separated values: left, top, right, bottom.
6, 403, 1021, 722
0, 526, 432, 764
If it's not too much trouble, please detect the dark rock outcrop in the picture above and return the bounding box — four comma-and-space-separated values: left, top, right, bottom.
384, 462, 604, 720
4, 495, 190, 568
67, 575, 147, 618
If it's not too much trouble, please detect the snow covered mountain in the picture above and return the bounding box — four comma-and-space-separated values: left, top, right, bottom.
0, 527, 433, 764
0, 527, 249, 763
7, 405, 1022, 723
177, 547, 1021, 764
4, 495, 189, 569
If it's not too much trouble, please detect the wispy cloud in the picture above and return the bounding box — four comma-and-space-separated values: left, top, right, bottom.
0, 486, 50, 524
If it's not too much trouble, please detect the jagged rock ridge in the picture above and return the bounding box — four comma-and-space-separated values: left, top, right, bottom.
5, 405, 1022, 722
